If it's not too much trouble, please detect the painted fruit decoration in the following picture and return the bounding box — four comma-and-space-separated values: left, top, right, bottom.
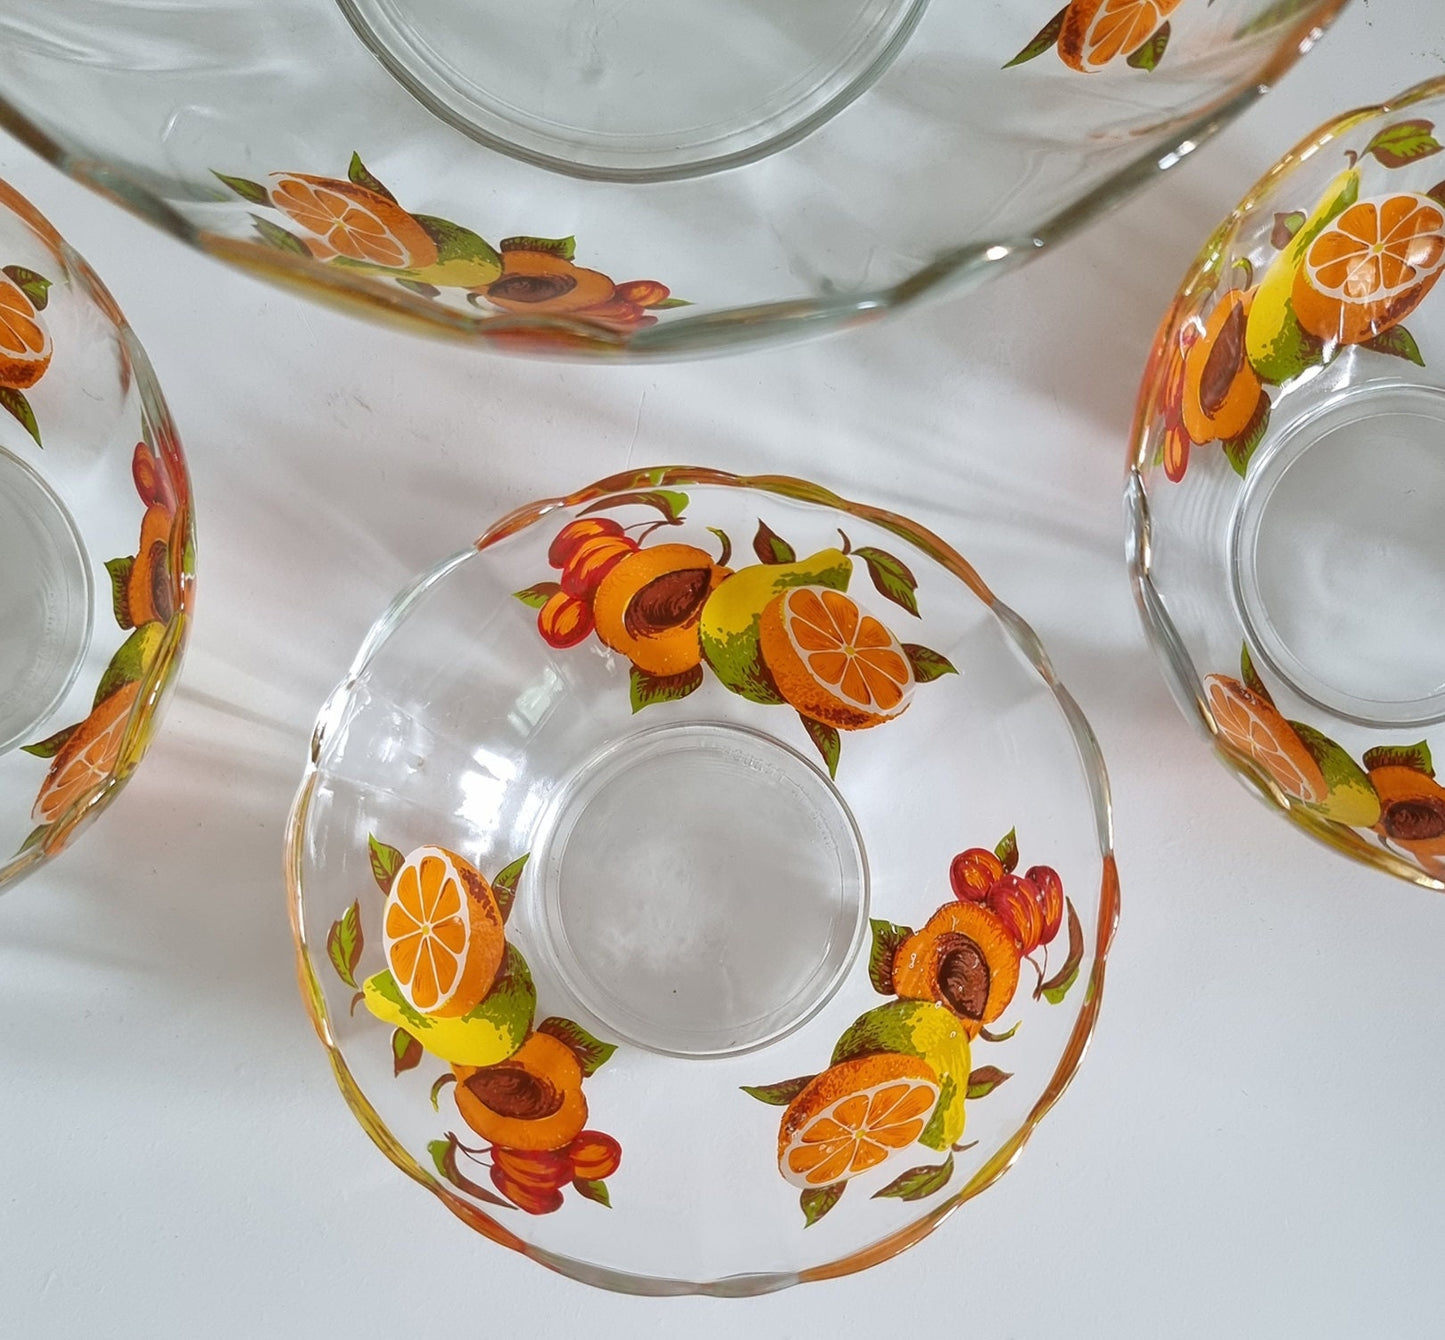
216, 153, 684, 337
513, 491, 958, 776
1158, 119, 1445, 485
20, 437, 190, 856
1008, 0, 1181, 75
745, 828, 1085, 1226
0, 263, 52, 446
324, 836, 623, 1216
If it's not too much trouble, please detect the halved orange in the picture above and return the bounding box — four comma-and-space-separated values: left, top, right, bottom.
778, 1054, 940, 1188
269, 174, 438, 271
1204, 675, 1327, 805
758, 586, 915, 731
1058, 0, 1181, 72
1292, 192, 1445, 345
0, 273, 52, 390
381, 846, 505, 1017
32, 681, 140, 825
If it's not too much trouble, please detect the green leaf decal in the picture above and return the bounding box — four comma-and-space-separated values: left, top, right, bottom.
428, 1133, 511, 1207
212, 171, 271, 206
411, 214, 502, 271
800, 714, 841, 779
1125, 20, 1169, 70
707, 527, 732, 567
1364, 119, 1444, 170
630, 663, 703, 714
966, 1065, 1012, 1099
871, 1153, 954, 1202
17, 825, 46, 854
1221, 393, 1270, 478
395, 278, 439, 299
653, 297, 692, 309
391, 1027, 423, 1076
536, 1017, 616, 1077
1362, 325, 1425, 367
1271, 211, 1307, 250
491, 853, 529, 923
429, 1072, 456, 1110
500, 235, 576, 260
0, 387, 40, 448
902, 644, 957, 683
347, 151, 397, 201
20, 722, 77, 759
580, 490, 688, 524
368, 833, 404, 893
752, 519, 796, 565
104, 557, 135, 629
800, 1181, 845, 1227
1362, 741, 1434, 777
979, 1021, 1020, 1044
2, 265, 50, 311
1290, 722, 1382, 827
1240, 643, 1272, 703
572, 1177, 612, 1207
1004, 5, 1066, 67
855, 546, 920, 617
513, 581, 562, 610
327, 900, 364, 988
94, 622, 164, 706
741, 1075, 817, 1105
994, 827, 1019, 873
251, 215, 312, 259
867, 919, 914, 995
1038, 897, 1084, 1003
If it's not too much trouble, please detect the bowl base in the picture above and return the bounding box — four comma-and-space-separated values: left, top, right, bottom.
337, 0, 925, 180
528, 720, 867, 1058
1232, 382, 1445, 728
0, 448, 92, 754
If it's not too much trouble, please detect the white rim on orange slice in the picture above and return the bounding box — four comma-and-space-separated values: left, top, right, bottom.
1293, 192, 1445, 345
0, 273, 52, 390
778, 1054, 940, 1188
269, 174, 438, 271
381, 846, 505, 1018
1204, 675, 1327, 805
759, 585, 915, 731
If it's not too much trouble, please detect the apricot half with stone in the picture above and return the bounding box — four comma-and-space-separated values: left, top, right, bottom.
892, 901, 1020, 1036
1181, 289, 1264, 445
1370, 765, 1445, 867
453, 1032, 588, 1152
593, 543, 729, 676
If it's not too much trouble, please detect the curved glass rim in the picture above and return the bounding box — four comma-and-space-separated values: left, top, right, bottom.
1126, 74, 1445, 894
0, 0, 1347, 360
286, 466, 1120, 1294
0, 177, 195, 893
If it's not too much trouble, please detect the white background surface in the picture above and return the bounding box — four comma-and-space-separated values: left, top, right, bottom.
3, 3, 1444, 1334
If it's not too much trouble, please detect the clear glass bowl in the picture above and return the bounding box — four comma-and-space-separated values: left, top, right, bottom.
288, 468, 1118, 1292
1129, 75, 1445, 889
0, 0, 1344, 358
0, 179, 193, 891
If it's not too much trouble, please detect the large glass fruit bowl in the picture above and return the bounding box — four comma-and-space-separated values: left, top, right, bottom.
0, 0, 1343, 358
288, 468, 1117, 1292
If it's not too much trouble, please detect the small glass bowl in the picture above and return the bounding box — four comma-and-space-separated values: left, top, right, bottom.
0, 179, 193, 892
288, 468, 1117, 1293
1129, 75, 1445, 889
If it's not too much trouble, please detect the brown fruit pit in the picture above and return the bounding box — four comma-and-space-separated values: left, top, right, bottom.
464, 1065, 564, 1121
489, 273, 578, 304
1383, 797, 1445, 842
934, 932, 990, 1020
1200, 300, 1248, 416
624, 567, 712, 639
